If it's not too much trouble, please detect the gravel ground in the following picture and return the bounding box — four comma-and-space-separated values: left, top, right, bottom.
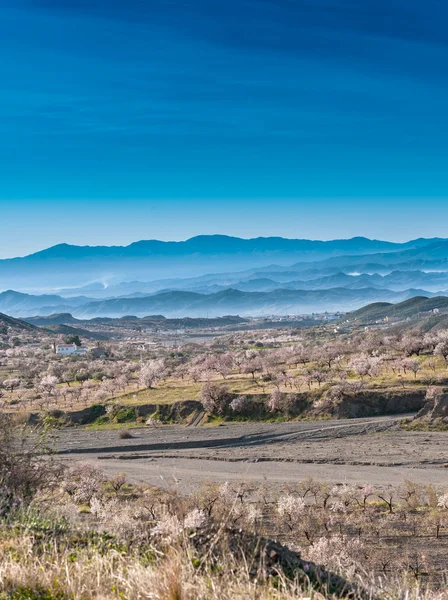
54, 415, 448, 492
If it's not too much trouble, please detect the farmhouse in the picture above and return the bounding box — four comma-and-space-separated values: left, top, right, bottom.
56, 343, 89, 355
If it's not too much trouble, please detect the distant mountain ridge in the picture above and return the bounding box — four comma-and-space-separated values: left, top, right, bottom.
9, 235, 433, 261
46, 287, 438, 318
1, 235, 447, 291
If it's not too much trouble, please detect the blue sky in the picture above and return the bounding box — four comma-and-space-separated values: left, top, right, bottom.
1, 0, 447, 257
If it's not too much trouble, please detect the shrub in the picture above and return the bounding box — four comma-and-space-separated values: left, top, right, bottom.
113, 407, 137, 423
0, 416, 62, 517
200, 382, 232, 415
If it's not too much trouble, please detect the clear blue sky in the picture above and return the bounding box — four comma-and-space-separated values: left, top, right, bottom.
1, 0, 447, 257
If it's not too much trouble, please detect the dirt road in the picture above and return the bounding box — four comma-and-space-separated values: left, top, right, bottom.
54, 416, 448, 492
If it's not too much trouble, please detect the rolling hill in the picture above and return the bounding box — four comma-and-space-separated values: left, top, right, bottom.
42, 324, 109, 341
25, 313, 248, 330
347, 296, 448, 324
0, 312, 38, 332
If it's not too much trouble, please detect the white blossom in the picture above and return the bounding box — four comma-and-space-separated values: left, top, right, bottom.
184, 508, 207, 530
151, 514, 182, 542
437, 493, 448, 509
245, 504, 262, 525
277, 494, 306, 517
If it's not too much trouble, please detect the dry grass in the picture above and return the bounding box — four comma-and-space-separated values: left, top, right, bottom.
0, 539, 319, 600
1, 500, 447, 600
1, 420, 447, 600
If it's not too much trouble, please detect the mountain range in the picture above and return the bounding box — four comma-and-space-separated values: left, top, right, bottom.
1, 235, 448, 318
2, 235, 447, 290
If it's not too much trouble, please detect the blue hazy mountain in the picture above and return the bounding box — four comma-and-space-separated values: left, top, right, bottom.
0, 235, 446, 291
1, 236, 448, 317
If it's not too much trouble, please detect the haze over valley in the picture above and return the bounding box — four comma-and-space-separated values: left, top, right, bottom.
2, 235, 448, 318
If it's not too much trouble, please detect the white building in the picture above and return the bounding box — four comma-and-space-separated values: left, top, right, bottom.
56, 343, 89, 355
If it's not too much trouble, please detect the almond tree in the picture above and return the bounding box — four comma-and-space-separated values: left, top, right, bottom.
268, 389, 285, 412
320, 343, 344, 369
230, 395, 250, 413
426, 507, 447, 539
425, 358, 437, 373
349, 354, 382, 379
435, 338, 448, 366
139, 359, 165, 389
408, 360, 421, 378
241, 352, 263, 380
290, 343, 311, 367
400, 358, 420, 376
276, 493, 306, 532
349, 355, 371, 379
423, 332, 439, 351
200, 382, 231, 414
2, 378, 21, 396
312, 369, 327, 387
400, 335, 426, 357
214, 353, 233, 379
39, 374, 59, 394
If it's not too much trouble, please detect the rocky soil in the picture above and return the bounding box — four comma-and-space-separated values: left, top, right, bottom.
53, 415, 448, 493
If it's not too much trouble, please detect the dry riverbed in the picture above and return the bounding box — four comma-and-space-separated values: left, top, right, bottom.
53, 416, 448, 493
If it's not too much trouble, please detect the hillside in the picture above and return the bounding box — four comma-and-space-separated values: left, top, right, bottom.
347, 296, 448, 325
26, 313, 248, 330
42, 324, 109, 341
387, 313, 448, 335
24, 313, 82, 326
0, 311, 109, 341
0, 311, 38, 332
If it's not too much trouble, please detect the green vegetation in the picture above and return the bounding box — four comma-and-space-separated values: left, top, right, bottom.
63, 335, 82, 347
